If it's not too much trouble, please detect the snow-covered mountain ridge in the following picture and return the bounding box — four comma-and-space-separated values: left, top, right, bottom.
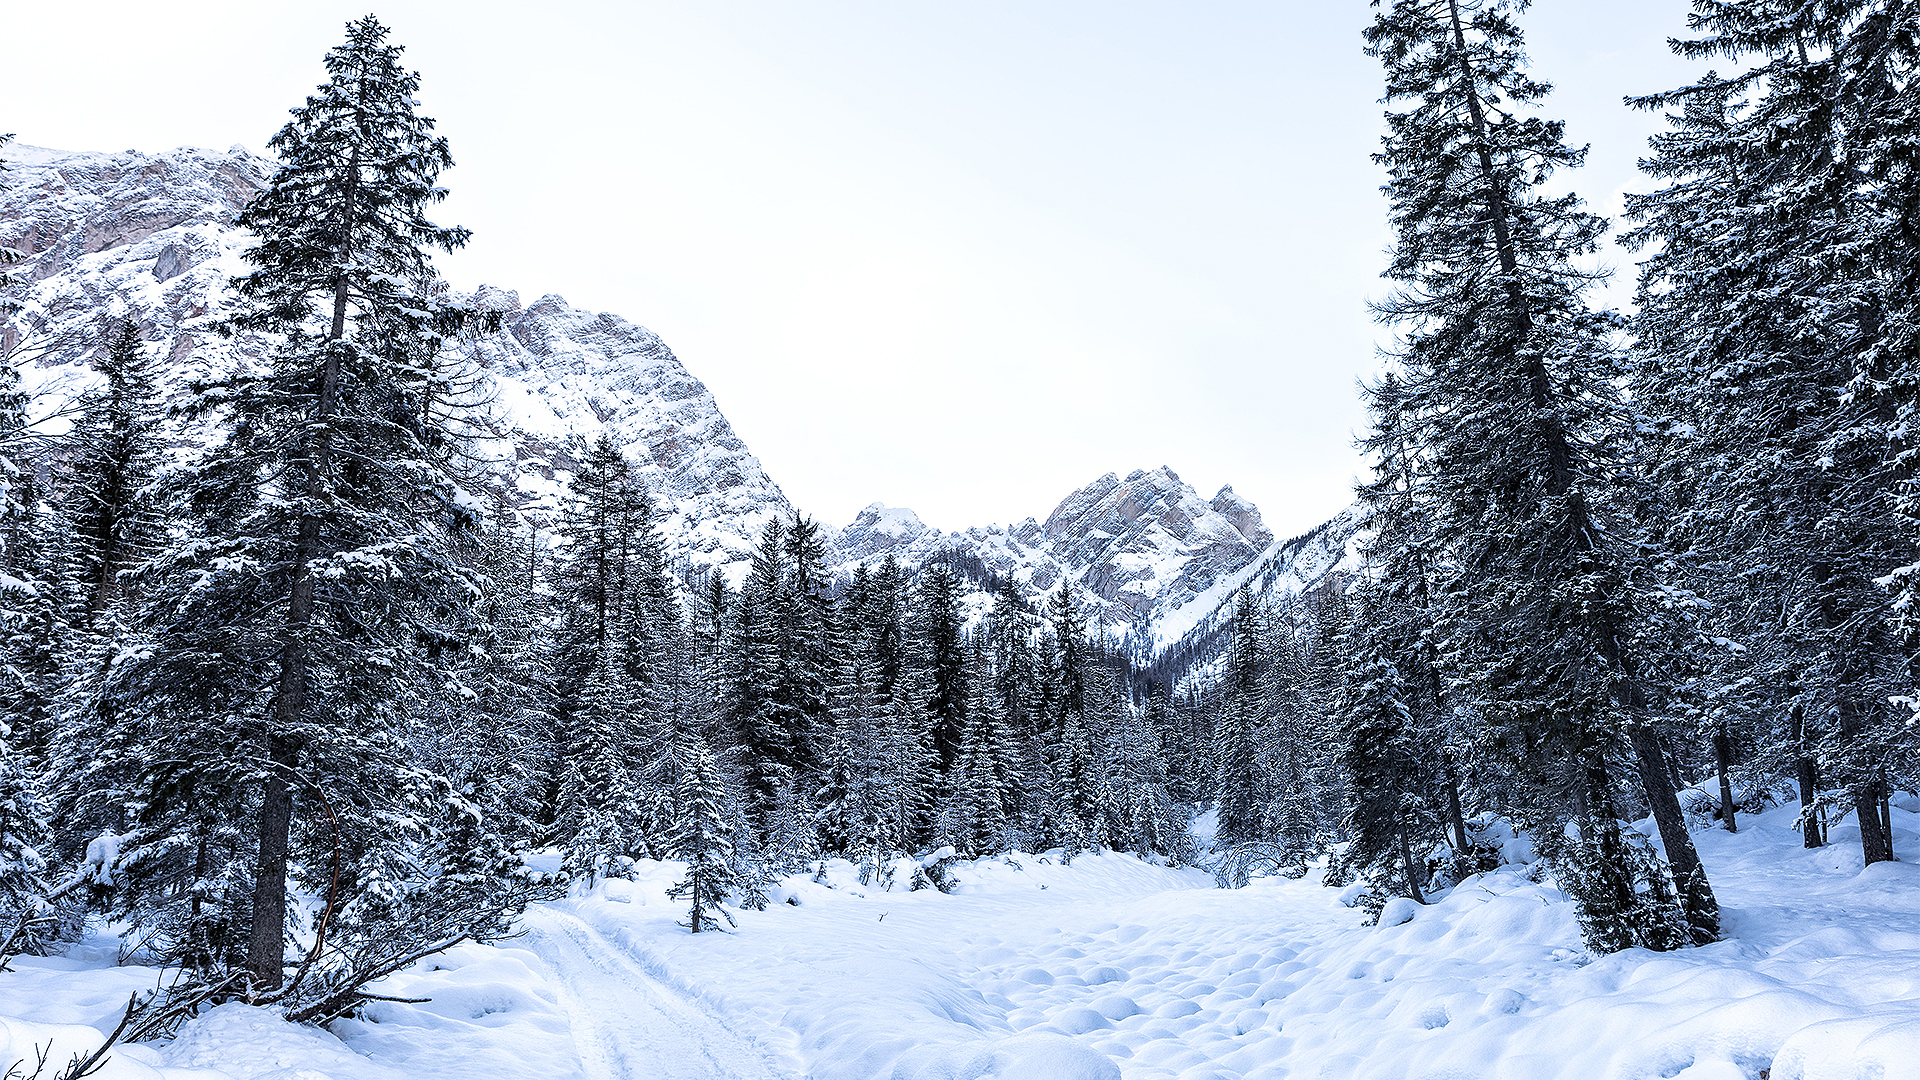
0, 143, 1347, 647
0, 143, 795, 577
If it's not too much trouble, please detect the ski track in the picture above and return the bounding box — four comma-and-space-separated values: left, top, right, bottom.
519, 907, 796, 1080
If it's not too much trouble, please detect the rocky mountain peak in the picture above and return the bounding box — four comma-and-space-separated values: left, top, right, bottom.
0, 143, 790, 580
2, 141, 1328, 647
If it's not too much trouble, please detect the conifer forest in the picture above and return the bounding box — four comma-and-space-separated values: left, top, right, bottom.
2, 3, 1920, 1078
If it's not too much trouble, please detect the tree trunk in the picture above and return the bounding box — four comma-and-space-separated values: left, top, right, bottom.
1627, 725, 1720, 944
1713, 726, 1737, 833
1397, 823, 1427, 905
1855, 785, 1894, 864
248, 139, 354, 984
247, 733, 298, 988
1444, 765, 1470, 854
1880, 789, 1895, 861
1791, 705, 1823, 848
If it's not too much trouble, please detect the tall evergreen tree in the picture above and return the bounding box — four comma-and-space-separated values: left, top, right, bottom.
1626, 0, 1920, 866
918, 559, 969, 774
668, 735, 737, 934
93, 16, 509, 990
1212, 595, 1266, 849
57, 319, 164, 629
1363, 0, 1718, 947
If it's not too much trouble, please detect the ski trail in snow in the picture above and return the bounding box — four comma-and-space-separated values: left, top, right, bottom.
519, 907, 795, 1080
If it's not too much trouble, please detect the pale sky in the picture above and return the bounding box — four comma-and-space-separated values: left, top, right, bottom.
5, 1, 1705, 540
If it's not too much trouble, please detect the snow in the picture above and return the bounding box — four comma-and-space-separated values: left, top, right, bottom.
6, 803, 1920, 1078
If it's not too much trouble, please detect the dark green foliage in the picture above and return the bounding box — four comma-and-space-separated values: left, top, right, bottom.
1359, 0, 1718, 950
1212, 596, 1265, 849
669, 736, 737, 934
1625, 0, 1920, 868
73, 15, 529, 995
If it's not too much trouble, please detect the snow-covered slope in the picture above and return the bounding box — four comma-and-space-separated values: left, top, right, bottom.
16, 799, 1910, 1080
0, 142, 1322, 639
1145, 503, 1370, 689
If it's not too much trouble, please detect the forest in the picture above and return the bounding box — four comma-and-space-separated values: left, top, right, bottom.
0, 0, 1917, 1050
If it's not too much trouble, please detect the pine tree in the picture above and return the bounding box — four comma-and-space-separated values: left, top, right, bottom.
0, 707, 52, 952
555, 648, 647, 879
0, 231, 59, 950
938, 641, 1012, 856
56, 319, 163, 630
96, 15, 508, 990
1338, 628, 1437, 905
1626, 0, 1920, 867
918, 559, 970, 773
725, 515, 831, 827
547, 436, 677, 866
1042, 582, 1102, 851
1362, 0, 1718, 948
668, 735, 738, 934
1212, 595, 1265, 849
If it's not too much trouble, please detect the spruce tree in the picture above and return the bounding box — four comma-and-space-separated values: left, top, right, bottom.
96, 15, 508, 990
1338, 629, 1437, 904
1626, 0, 1920, 867
547, 435, 678, 866
668, 735, 738, 934
918, 559, 970, 773
1364, 0, 1718, 947
1212, 595, 1266, 849
57, 319, 163, 629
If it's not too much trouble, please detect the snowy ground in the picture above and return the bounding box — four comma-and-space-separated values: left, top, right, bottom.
4, 801, 1919, 1080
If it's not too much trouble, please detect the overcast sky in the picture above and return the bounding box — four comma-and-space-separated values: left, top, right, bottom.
5, 1, 1706, 539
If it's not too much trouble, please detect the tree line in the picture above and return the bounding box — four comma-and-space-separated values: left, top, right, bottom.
0, 17, 1195, 1027
1186, 0, 1920, 955
3, 0, 1919, 1031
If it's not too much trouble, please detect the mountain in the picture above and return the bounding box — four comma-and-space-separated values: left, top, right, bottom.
828, 466, 1283, 646
0, 144, 793, 578
0, 142, 1353, 659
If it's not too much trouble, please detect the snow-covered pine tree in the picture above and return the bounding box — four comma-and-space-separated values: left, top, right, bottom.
938, 640, 1010, 857
1355, 370, 1476, 861
814, 566, 873, 856
0, 473, 64, 774
0, 133, 59, 958
547, 435, 678, 866
1363, 0, 1718, 948
917, 558, 969, 774
1042, 582, 1103, 853
0, 689, 52, 953
1337, 619, 1440, 906
96, 15, 509, 990
860, 558, 934, 857
1212, 594, 1266, 850
668, 735, 738, 934
985, 572, 1046, 843
1108, 684, 1192, 864
430, 499, 555, 850
1262, 595, 1339, 867
726, 516, 828, 828
555, 646, 648, 880
56, 318, 163, 630
1626, 0, 1920, 866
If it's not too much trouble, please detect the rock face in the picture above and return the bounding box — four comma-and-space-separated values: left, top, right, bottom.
0, 144, 792, 579
826, 467, 1279, 644
1, 142, 1344, 652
